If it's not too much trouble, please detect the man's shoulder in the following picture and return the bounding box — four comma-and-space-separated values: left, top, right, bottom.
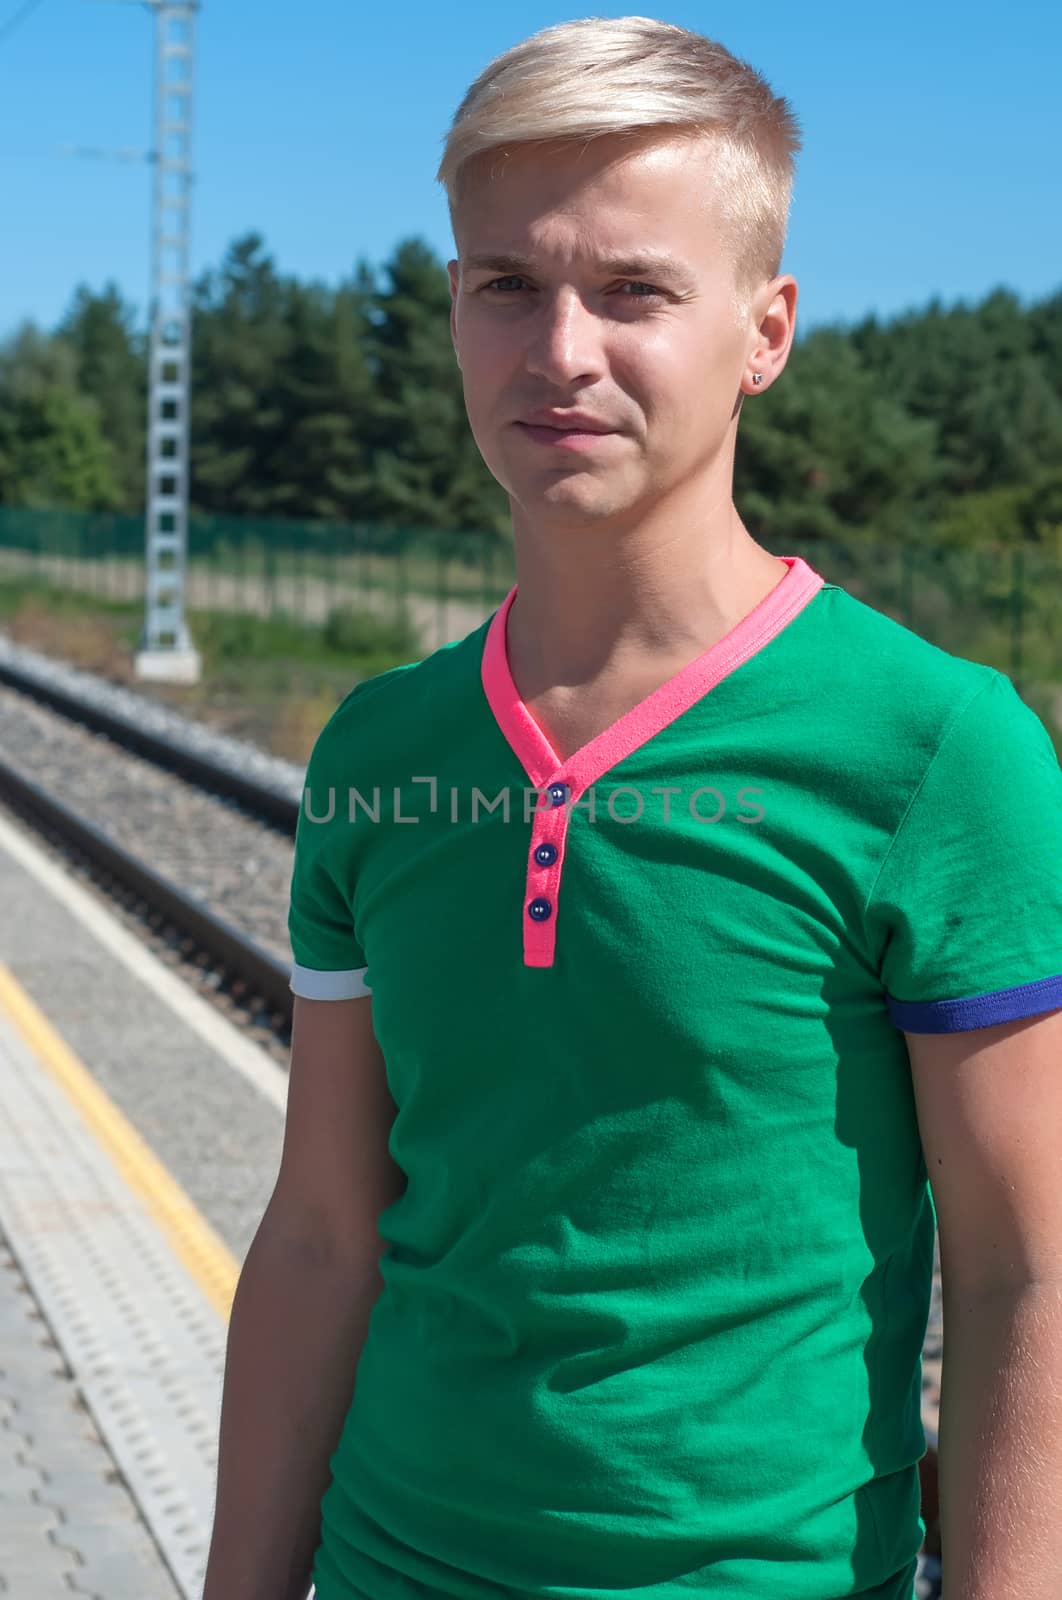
816, 581, 1000, 727
307, 614, 493, 770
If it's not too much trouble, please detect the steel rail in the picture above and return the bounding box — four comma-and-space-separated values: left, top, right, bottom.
0, 657, 300, 833
0, 750, 294, 1027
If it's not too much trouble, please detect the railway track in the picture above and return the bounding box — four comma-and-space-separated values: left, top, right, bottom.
0, 644, 302, 1041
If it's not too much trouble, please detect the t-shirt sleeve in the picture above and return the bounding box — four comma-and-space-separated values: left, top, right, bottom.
864, 669, 1062, 1033
287, 724, 372, 1001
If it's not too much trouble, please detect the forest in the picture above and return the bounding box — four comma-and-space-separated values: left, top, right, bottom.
2, 230, 1061, 557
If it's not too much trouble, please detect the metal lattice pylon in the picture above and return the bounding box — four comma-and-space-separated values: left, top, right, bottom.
136, 0, 201, 681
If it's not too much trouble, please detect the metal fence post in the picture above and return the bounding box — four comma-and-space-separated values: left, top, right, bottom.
396, 537, 407, 629
1011, 543, 1024, 690
265, 542, 277, 620
436, 541, 446, 651
901, 542, 915, 629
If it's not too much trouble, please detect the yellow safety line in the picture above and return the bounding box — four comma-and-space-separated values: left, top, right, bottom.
0, 961, 239, 1322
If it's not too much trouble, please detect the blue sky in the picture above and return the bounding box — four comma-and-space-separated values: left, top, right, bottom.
1, 0, 1059, 345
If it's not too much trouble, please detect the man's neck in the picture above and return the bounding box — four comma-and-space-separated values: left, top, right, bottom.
505, 522, 787, 700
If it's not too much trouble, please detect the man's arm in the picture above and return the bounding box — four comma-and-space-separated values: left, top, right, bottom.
201, 1218, 385, 1600
202, 993, 405, 1600
906, 1007, 1062, 1598
935, 1278, 1062, 1599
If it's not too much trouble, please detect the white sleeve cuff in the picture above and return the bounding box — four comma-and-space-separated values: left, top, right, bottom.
289, 963, 372, 1000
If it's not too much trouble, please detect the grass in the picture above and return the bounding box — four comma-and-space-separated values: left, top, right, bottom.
0, 578, 424, 764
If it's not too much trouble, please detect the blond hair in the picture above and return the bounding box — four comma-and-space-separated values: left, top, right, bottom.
436, 16, 802, 324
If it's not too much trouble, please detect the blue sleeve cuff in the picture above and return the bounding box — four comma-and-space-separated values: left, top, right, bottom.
887, 972, 1062, 1033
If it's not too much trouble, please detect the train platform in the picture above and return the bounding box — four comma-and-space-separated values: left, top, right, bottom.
0, 804, 302, 1598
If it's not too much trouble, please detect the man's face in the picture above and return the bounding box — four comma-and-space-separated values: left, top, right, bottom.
447, 132, 794, 539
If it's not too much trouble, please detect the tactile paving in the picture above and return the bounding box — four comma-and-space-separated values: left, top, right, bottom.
0, 1009, 225, 1598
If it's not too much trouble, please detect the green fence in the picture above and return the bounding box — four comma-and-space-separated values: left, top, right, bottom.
0, 506, 1059, 731
0, 506, 519, 656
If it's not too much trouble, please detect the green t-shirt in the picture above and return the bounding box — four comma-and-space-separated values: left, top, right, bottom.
287, 555, 1062, 1600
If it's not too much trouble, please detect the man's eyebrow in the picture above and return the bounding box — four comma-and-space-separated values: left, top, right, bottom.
462, 251, 697, 290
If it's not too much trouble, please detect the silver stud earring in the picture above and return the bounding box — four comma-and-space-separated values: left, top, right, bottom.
752, 374, 764, 386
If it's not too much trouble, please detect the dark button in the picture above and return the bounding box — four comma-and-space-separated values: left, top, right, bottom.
548, 782, 569, 807
533, 842, 558, 867
528, 898, 553, 921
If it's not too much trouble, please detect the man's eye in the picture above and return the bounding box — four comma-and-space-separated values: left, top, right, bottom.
483, 277, 666, 302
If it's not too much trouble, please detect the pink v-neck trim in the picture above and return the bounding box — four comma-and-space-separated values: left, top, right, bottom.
480, 554, 825, 967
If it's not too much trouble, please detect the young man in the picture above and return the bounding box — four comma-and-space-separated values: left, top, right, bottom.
205, 28, 1062, 1600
